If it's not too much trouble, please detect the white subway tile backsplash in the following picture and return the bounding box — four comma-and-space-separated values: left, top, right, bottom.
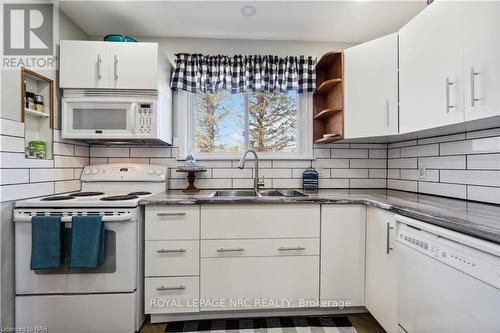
387, 179, 417, 192
212, 168, 252, 179
0, 135, 25, 152
107, 157, 150, 164
388, 158, 417, 169
418, 182, 466, 199
54, 180, 81, 193
272, 178, 302, 189
313, 148, 330, 158
331, 149, 368, 159
1, 182, 54, 202
0, 169, 29, 185
260, 168, 292, 179
0, 118, 24, 137
30, 168, 74, 182
318, 179, 349, 189
1, 152, 54, 168
369, 149, 387, 158
54, 156, 88, 168
400, 144, 439, 157
350, 159, 386, 169
331, 169, 368, 179
130, 147, 171, 158
401, 169, 439, 182
53, 142, 75, 156
388, 148, 401, 159
312, 158, 349, 169
418, 156, 466, 169
90, 147, 130, 158
440, 137, 500, 155
272, 160, 311, 168
440, 170, 500, 187
350, 179, 386, 188
387, 169, 400, 179
417, 133, 465, 145
467, 154, 500, 170
74, 145, 90, 157
467, 186, 500, 204
369, 169, 387, 179
465, 127, 500, 140
350, 143, 387, 149
388, 140, 417, 148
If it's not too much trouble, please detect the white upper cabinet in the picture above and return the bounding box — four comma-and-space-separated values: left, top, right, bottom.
60, 41, 159, 90
344, 33, 398, 138
399, 1, 464, 133
462, 1, 499, 121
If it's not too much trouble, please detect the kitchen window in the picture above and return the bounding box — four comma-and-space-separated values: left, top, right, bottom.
177, 90, 313, 159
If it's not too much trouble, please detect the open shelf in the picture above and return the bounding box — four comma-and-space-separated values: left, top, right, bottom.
25, 108, 50, 119
314, 135, 343, 144
313, 51, 344, 143
313, 107, 342, 120
315, 78, 342, 94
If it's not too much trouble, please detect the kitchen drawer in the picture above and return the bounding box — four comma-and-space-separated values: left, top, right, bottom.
201, 256, 319, 311
145, 205, 199, 240
145, 276, 199, 314
145, 240, 199, 277
201, 238, 319, 258
201, 204, 320, 239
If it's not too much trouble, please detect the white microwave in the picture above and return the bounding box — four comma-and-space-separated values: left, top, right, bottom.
61, 91, 172, 145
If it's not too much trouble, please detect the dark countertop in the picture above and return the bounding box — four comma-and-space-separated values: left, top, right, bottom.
141, 189, 500, 245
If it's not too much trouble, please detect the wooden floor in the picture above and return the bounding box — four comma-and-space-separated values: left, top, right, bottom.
139, 313, 386, 333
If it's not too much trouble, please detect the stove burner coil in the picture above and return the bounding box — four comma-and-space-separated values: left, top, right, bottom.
127, 191, 152, 196
100, 195, 139, 201
41, 195, 76, 201
71, 191, 105, 197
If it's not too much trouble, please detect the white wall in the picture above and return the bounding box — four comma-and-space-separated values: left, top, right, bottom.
0, 9, 90, 328
92, 35, 355, 65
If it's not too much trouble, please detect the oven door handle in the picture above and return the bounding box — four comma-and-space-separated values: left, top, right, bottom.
14, 213, 133, 223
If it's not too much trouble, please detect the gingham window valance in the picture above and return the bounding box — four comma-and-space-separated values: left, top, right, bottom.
170, 54, 316, 94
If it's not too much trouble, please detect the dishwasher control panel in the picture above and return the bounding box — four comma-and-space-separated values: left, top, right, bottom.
397, 224, 500, 289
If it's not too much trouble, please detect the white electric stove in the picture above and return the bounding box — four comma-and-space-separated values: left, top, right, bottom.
14, 163, 168, 333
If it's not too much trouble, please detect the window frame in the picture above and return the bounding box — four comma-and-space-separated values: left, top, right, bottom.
176, 90, 313, 160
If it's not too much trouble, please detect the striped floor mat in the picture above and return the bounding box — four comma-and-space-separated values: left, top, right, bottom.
165, 316, 357, 333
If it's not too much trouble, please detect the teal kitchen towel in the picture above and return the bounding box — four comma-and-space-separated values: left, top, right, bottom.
69, 215, 105, 268
31, 216, 63, 270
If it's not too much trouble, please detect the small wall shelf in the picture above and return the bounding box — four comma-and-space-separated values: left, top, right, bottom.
25, 108, 50, 119
313, 51, 344, 143
21, 68, 54, 160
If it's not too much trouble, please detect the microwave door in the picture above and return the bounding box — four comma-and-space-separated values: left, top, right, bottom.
63, 101, 135, 138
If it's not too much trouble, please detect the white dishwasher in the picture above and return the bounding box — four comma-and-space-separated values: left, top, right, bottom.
395, 216, 500, 333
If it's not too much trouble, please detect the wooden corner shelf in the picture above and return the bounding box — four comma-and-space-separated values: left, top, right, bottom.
313, 51, 344, 143
313, 107, 342, 120
315, 78, 342, 95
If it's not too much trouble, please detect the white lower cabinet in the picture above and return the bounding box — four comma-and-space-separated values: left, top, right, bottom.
365, 208, 398, 333
145, 277, 200, 314
320, 205, 366, 307
200, 256, 319, 311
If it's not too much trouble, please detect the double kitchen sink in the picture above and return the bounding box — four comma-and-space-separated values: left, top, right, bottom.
210, 189, 308, 197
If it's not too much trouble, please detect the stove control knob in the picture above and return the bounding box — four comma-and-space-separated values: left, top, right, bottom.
91, 168, 99, 175
84, 168, 92, 175
155, 168, 163, 176
147, 169, 155, 175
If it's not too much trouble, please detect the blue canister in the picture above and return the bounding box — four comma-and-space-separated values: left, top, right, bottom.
303, 167, 319, 191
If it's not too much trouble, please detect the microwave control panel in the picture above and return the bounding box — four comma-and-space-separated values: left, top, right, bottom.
138, 103, 153, 134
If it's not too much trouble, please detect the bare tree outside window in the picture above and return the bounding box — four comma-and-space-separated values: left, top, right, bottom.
193, 91, 298, 154
248, 91, 297, 152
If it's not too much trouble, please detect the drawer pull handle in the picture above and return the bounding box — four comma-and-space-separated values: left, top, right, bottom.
156, 285, 186, 291
157, 248, 186, 254
157, 212, 186, 217
217, 248, 245, 252
278, 246, 305, 251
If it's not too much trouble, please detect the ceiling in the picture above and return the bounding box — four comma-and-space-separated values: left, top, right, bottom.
59, 1, 426, 43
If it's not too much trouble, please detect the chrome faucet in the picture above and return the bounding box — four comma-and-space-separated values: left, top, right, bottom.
237, 149, 264, 193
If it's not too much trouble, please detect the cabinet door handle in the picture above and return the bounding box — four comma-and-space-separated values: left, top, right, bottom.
97, 54, 102, 80
157, 212, 186, 217
114, 55, 119, 80
217, 248, 245, 252
156, 248, 186, 254
278, 246, 305, 251
470, 67, 480, 107
386, 222, 394, 254
385, 100, 390, 127
445, 77, 455, 113
156, 285, 186, 291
